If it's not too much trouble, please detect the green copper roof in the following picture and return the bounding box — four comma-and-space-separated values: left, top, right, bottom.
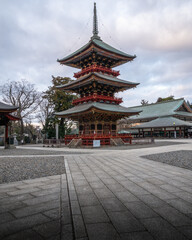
129, 99, 191, 120
56, 72, 139, 90
0, 101, 18, 112
55, 102, 140, 117
174, 111, 192, 117
93, 38, 136, 58
94, 73, 139, 85
132, 117, 192, 129
57, 37, 136, 63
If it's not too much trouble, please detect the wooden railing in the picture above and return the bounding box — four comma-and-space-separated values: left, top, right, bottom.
74, 65, 120, 78
72, 94, 122, 105
64, 132, 132, 145
43, 132, 132, 146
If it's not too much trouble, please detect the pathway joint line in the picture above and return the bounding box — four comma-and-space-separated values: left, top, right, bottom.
64, 158, 75, 240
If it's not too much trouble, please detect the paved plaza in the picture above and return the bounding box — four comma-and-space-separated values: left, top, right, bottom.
0, 140, 192, 239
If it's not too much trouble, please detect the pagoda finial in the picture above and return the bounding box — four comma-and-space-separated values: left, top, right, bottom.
93, 3, 99, 38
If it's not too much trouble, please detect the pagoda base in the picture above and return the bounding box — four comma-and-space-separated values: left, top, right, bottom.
65, 134, 132, 147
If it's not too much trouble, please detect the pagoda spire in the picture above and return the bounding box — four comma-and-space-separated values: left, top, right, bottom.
92, 3, 100, 40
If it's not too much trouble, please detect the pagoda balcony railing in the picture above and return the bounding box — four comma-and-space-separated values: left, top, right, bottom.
78, 130, 117, 137
64, 131, 132, 145
74, 65, 120, 78
64, 130, 132, 138
72, 94, 122, 105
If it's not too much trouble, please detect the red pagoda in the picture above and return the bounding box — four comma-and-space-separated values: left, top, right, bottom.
55, 3, 140, 146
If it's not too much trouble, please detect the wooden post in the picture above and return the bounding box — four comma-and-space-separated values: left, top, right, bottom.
4, 124, 9, 148
95, 121, 97, 136
56, 123, 59, 140
179, 127, 181, 138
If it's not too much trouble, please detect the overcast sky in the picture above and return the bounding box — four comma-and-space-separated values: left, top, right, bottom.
0, 0, 192, 107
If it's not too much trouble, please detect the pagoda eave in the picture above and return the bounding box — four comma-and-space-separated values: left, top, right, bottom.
56, 72, 139, 91
55, 104, 141, 120
57, 42, 136, 69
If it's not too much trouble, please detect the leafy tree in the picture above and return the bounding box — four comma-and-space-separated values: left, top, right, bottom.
141, 99, 149, 105
0, 80, 41, 139
156, 95, 174, 103
42, 76, 77, 138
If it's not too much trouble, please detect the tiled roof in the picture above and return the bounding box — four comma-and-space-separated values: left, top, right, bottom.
55, 102, 140, 117
132, 116, 192, 129
56, 72, 139, 89
57, 38, 135, 63
93, 38, 136, 58
129, 99, 192, 120
0, 101, 18, 112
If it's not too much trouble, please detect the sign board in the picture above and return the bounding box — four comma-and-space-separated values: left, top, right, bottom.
93, 140, 100, 147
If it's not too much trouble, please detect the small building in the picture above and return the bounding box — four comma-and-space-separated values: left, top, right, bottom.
127, 98, 192, 138
0, 101, 19, 148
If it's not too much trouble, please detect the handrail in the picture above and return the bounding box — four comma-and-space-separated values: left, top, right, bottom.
64, 132, 132, 139
72, 94, 122, 105
74, 65, 120, 78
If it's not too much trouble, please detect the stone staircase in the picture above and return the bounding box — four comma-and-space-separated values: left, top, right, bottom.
110, 138, 125, 146
67, 138, 82, 148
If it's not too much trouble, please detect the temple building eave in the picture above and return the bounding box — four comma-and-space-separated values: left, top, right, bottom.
132, 116, 192, 129
0, 102, 18, 113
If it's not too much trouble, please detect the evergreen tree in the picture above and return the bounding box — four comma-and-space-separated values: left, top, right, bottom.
42, 76, 77, 138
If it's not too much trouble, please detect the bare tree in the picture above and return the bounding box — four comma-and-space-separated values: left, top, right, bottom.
1, 80, 41, 137
36, 97, 53, 128
141, 99, 149, 105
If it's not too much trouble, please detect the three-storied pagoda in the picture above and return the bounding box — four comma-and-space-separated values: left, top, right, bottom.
55, 3, 140, 146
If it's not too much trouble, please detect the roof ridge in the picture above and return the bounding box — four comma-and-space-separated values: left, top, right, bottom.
130, 98, 184, 108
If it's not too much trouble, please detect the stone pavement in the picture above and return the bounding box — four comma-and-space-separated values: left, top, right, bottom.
0, 140, 192, 239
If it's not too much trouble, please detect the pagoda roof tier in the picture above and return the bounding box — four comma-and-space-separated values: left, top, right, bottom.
55, 102, 141, 119
57, 37, 136, 69
56, 72, 139, 92
0, 101, 18, 113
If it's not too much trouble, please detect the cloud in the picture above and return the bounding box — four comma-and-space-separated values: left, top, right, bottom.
0, 0, 191, 107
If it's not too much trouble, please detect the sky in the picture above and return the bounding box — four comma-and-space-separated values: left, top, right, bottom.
0, 0, 192, 108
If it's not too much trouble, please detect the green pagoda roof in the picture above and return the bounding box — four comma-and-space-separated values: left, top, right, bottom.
128, 99, 192, 120
56, 72, 139, 90
55, 102, 140, 117
57, 37, 136, 65
132, 116, 192, 129
0, 101, 18, 113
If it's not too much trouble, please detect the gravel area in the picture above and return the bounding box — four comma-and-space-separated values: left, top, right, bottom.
142, 150, 192, 171
0, 156, 65, 184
